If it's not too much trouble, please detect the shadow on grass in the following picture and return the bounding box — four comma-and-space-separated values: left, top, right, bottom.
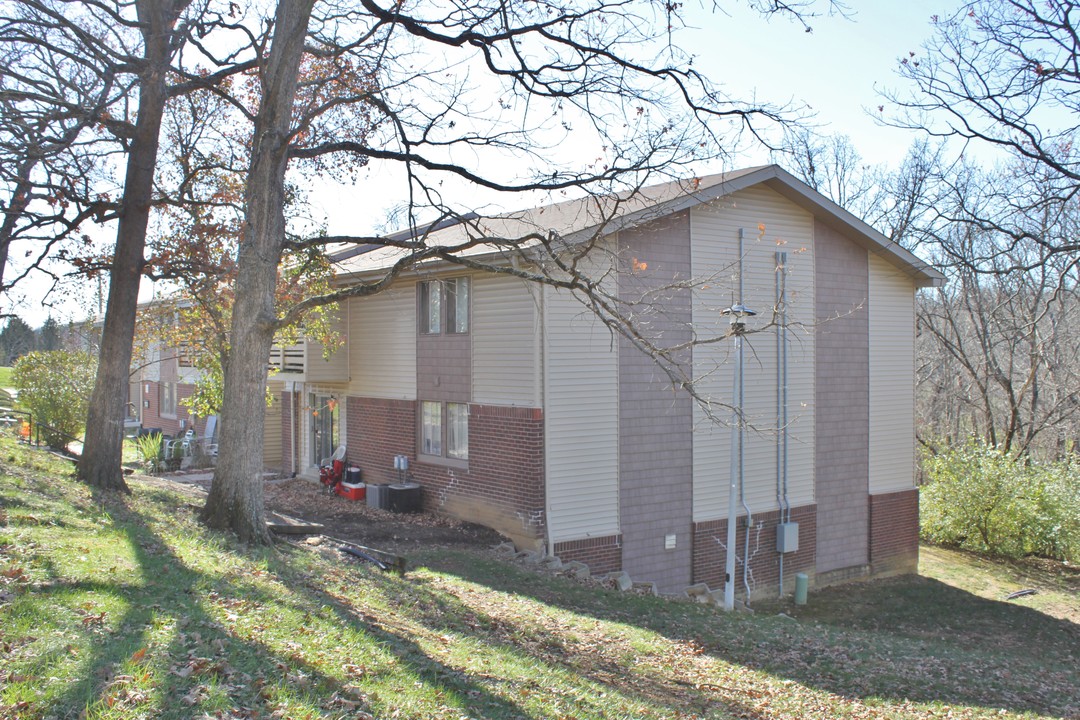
19, 486, 532, 720
349, 562, 775, 719
422, 549, 1080, 718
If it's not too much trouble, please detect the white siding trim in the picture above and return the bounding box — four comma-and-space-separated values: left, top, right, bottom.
346, 287, 416, 399
869, 253, 916, 493
690, 186, 817, 521
472, 273, 538, 406
543, 278, 620, 544
305, 312, 349, 383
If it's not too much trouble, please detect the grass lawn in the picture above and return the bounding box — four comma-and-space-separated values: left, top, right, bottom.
0, 366, 11, 388
1, 438, 1077, 720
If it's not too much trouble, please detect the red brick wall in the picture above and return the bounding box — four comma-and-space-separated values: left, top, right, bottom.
552, 535, 623, 575
345, 398, 546, 549
869, 489, 919, 576
138, 380, 205, 437
344, 397, 415, 484
692, 504, 817, 600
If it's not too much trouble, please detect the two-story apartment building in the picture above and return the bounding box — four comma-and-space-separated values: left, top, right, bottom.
267, 165, 942, 598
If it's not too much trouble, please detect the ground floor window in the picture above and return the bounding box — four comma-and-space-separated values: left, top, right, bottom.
421, 401, 442, 455
160, 382, 176, 417
310, 393, 339, 465
420, 401, 468, 461
447, 402, 468, 459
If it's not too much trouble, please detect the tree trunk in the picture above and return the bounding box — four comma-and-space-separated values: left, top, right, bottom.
200, 0, 315, 542
0, 160, 37, 292
78, 0, 189, 491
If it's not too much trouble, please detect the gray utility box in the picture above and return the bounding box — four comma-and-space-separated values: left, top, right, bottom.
366, 484, 389, 510
776, 522, 800, 554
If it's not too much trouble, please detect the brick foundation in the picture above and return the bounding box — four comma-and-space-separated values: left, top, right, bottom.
346, 397, 546, 549
552, 535, 623, 575
692, 504, 817, 600
869, 488, 919, 576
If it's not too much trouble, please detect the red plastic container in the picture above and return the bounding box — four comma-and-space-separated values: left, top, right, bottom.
337, 482, 366, 501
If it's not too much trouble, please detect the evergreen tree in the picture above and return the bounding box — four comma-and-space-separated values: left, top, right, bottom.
39, 316, 60, 351
0, 316, 36, 365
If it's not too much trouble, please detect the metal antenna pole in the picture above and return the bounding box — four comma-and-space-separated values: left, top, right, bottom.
723, 229, 755, 612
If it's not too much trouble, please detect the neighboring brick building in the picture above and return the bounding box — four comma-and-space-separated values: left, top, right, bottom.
272, 165, 943, 599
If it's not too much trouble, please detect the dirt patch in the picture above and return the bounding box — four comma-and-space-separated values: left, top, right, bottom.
264, 478, 506, 554
142, 473, 507, 556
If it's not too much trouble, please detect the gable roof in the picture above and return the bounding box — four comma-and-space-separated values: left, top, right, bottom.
331, 164, 945, 287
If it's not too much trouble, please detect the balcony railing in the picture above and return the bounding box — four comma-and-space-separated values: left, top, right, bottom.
268, 343, 305, 373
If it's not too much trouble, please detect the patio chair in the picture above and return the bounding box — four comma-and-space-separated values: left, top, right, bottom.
319, 445, 346, 489
164, 429, 196, 459
199, 415, 219, 457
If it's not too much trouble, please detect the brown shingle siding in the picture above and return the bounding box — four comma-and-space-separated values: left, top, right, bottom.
617, 211, 695, 594
813, 219, 870, 574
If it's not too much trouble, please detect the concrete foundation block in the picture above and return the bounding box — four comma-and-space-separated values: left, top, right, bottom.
494, 542, 517, 556
564, 561, 590, 579
633, 582, 658, 596
684, 582, 712, 600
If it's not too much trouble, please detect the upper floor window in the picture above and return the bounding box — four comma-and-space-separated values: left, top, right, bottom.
419, 277, 469, 335
445, 277, 469, 333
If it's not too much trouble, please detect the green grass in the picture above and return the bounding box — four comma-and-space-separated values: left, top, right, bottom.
0, 366, 12, 388
1, 439, 1077, 719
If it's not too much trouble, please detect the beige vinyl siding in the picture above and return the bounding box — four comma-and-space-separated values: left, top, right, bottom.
263, 383, 284, 471
473, 273, 539, 406
306, 312, 349, 384
144, 346, 161, 382
690, 186, 817, 522
868, 253, 916, 493
544, 280, 620, 544
346, 286, 416, 399
177, 365, 203, 385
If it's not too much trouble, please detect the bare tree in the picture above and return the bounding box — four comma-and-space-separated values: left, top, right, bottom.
0, 2, 126, 300
882, 0, 1080, 265
774, 130, 884, 218
198, 0, 837, 541
914, 163, 1080, 459
879, 0, 1080, 459
76, 0, 201, 491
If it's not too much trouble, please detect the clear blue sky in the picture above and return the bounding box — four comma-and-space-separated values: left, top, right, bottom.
678, 0, 955, 167
7, 0, 959, 328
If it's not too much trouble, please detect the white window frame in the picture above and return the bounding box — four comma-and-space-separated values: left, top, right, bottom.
418, 277, 469, 336
419, 400, 469, 464
418, 281, 442, 334
421, 401, 443, 456
445, 277, 469, 334
447, 402, 469, 459
160, 381, 176, 418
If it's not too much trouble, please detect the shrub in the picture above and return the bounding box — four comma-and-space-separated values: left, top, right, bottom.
1030, 460, 1080, 563
134, 431, 163, 474
11, 350, 97, 448
920, 441, 1080, 562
